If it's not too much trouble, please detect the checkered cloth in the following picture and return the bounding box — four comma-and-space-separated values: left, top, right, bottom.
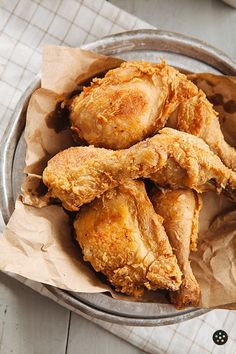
0, 0, 152, 142
0, 1, 235, 353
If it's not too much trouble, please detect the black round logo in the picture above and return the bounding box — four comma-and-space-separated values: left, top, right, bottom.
212, 330, 228, 345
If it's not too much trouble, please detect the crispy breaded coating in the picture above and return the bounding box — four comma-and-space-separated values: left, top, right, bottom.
69, 60, 236, 170
43, 128, 236, 211
42, 134, 167, 211
74, 180, 182, 296
69, 61, 197, 149
169, 90, 236, 170
149, 129, 236, 192
151, 188, 202, 308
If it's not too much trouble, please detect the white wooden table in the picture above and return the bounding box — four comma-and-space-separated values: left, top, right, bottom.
1, 1, 236, 353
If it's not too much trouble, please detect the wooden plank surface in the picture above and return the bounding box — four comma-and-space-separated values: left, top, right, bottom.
0, 272, 70, 354
67, 314, 146, 354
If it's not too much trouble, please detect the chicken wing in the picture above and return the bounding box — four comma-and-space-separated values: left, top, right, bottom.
151, 188, 201, 308
168, 90, 236, 171
43, 128, 236, 211
69, 60, 197, 149
74, 180, 182, 296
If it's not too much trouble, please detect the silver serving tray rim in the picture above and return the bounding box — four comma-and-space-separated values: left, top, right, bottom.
1, 29, 236, 326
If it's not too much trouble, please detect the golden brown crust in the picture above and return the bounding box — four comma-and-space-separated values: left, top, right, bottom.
74, 180, 182, 296
169, 90, 236, 171
69, 60, 197, 149
42, 138, 167, 211
191, 192, 202, 252
151, 188, 202, 308
170, 275, 200, 309
43, 128, 236, 211
149, 128, 236, 193
69, 60, 236, 170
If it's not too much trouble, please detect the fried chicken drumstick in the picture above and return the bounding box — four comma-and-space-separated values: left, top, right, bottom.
69, 60, 236, 170
151, 188, 202, 308
43, 128, 236, 211
74, 180, 182, 296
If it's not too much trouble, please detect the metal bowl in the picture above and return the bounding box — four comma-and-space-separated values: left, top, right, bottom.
1, 30, 236, 326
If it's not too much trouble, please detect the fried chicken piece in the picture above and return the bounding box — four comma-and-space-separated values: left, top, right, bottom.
74, 180, 182, 296
151, 188, 202, 308
149, 129, 236, 194
168, 90, 236, 171
69, 60, 197, 149
43, 135, 166, 211
43, 128, 236, 211
69, 60, 236, 169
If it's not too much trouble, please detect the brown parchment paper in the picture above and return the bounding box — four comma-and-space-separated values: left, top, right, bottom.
0, 45, 235, 308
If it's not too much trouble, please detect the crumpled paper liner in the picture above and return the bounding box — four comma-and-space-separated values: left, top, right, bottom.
0, 45, 236, 308
0, 200, 109, 293
192, 210, 236, 308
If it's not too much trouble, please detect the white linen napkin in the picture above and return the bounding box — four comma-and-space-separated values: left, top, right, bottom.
0, 1, 235, 353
